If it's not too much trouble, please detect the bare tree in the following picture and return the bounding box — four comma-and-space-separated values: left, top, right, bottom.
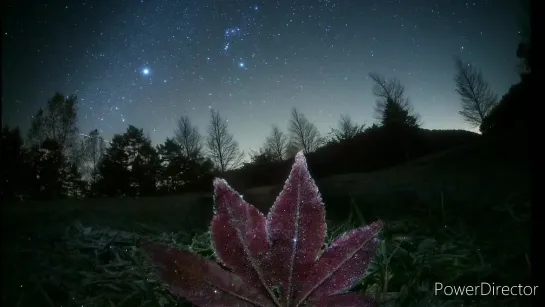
249, 147, 276, 164
83, 129, 106, 184
288, 108, 323, 154
330, 114, 365, 142
369, 73, 420, 129
263, 125, 289, 161
174, 115, 203, 159
454, 58, 498, 127
285, 141, 300, 159
28, 93, 79, 154
206, 109, 244, 172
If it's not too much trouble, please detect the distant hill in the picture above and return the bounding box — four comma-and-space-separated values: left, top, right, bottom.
241, 131, 528, 222
223, 128, 481, 191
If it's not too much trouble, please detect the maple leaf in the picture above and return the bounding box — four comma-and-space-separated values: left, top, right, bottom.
142, 151, 383, 307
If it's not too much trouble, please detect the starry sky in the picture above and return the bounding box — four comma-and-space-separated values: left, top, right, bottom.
3, 0, 524, 154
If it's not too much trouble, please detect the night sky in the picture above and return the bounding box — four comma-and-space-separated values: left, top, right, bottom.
3, 0, 524, 154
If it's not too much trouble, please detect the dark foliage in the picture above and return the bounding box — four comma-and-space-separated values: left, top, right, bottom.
327, 114, 366, 144
480, 78, 529, 136
64, 163, 88, 198
249, 147, 278, 165
27, 92, 79, 154
288, 108, 323, 154
479, 27, 531, 136
268, 125, 289, 160
27, 139, 66, 200
453, 58, 498, 129
369, 73, 421, 131
174, 115, 204, 159
226, 127, 480, 191
206, 109, 244, 172
1, 126, 30, 201
82, 128, 106, 188
156, 138, 214, 194
2, 116, 481, 202
2, 125, 87, 201
97, 125, 161, 197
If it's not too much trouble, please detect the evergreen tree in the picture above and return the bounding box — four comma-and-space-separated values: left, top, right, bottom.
98, 125, 159, 197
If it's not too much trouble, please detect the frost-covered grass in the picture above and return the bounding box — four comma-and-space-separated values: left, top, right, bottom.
1, 195, 530, 307
2, 136, 530, 306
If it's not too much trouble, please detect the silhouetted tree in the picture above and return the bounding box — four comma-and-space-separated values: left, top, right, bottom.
156, 138, 212, 193
329, 114, 365, 143
174, 115, 203, 159
453, 59, 498, 128
249, 148, 277, 164
517, 42, 531, 77
157, 138, 184, 193
516, 0, 531, 76
263, 125, 289, 161
369, 73, 421, 162
97, 136, 130, 196
27, 139, 66, 199
285, 142, 300, 159
27, 93, 79, 155
132, 140, 161, 196
288, 108, 323, 153
1, 126, 31, 201
98, 125, 159, 197
364, 123, 381, 133
206, 109, 244, 172
81, 129, 106, 187
480, 2, 530, 135
479, 0, 530, 135
185, 156, 214, 191
480, 35, 530, 136
480, 79, 529, 135
369, 73, 420, 130
64, 163, 87, 198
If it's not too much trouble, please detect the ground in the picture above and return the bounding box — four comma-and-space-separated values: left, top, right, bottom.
1, 134, 531, 306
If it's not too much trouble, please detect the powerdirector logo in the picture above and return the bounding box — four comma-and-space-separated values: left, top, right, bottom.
435, 282, 538, 296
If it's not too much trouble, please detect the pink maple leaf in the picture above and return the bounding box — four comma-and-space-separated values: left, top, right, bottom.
142, 151, 383, 307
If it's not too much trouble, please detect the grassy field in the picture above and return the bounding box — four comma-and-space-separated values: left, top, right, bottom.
1, 135, 532, 306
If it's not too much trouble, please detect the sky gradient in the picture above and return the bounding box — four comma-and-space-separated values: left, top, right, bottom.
3, 0, 524, 154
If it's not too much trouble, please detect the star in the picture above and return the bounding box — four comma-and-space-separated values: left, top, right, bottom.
4, 0, 522, 169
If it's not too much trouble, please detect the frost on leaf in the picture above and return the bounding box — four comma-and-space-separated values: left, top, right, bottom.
142, 151, 383, 307
296, 221, 383, 304
266, 151, 326, 305
141, 241, 274, 307
211, 178, 274, 295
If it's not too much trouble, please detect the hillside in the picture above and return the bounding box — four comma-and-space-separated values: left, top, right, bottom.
243, 133, 529, 221
224, 128, 481, 191
2, 131, 527, 232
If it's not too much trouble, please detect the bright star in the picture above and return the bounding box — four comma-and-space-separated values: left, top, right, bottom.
239, 62, 245, 68
142, 68, 150, 75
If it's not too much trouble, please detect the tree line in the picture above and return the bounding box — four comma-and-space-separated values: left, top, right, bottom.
1, 45, 530, 201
